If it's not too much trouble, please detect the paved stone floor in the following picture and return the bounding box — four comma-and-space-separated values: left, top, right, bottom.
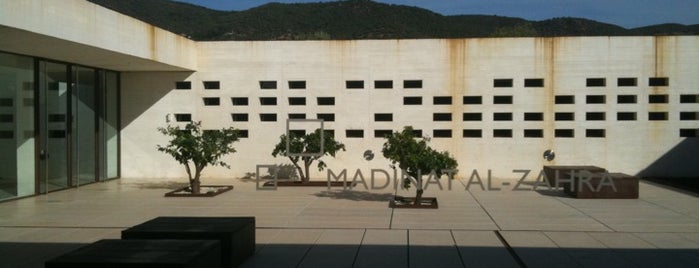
0, 177, 698, 267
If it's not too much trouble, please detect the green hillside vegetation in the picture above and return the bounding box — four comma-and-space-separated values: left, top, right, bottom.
87, 0, 699, 41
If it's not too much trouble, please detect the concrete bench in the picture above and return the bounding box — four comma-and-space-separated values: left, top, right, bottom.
565, 172, 639, 199
121, 217, 255, 268
543, 165, 606, 188
45, 239, 221, 268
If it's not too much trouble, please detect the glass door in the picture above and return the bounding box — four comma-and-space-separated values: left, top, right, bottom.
72, 66, 96, 186
38, 61, 70, 193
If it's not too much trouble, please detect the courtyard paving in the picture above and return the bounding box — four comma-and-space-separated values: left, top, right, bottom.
0, 177, 698, 267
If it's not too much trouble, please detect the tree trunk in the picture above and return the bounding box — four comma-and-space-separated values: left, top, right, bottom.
414, 174, 423, 205
414, 189, 424, 205
191, 165, 203, 194
303, 159, 311, 183
291, 161, 305, 182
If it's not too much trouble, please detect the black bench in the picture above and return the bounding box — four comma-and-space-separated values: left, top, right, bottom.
121, 217, 255, 268
45, 239, 221, 268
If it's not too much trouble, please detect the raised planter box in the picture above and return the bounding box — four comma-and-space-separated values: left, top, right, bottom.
45, 239, 221, 268
122, 217, 255, 268
566, 172, 639, 199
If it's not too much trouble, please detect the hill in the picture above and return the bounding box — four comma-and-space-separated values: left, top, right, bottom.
87, 0, 699, 40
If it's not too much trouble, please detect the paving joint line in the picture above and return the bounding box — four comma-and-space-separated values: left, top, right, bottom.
494, 230, 528, 268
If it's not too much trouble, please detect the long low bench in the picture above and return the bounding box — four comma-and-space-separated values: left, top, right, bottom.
121, 216, 255, 268
45, 239, 221, 268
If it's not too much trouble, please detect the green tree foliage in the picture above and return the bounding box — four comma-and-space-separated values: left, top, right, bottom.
490, 22, 538, 37
382, 126, 458, 204
272, 129, 345, 182
157, 121, 239, 193
87, 0, 698, 41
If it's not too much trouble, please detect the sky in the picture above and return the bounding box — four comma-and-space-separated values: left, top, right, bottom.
175, 0, 699, 28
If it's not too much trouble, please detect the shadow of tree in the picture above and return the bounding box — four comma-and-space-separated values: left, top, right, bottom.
313, 190, 395, 202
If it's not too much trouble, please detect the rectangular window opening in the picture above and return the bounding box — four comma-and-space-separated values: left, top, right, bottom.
524, 129, 544, 138
463, 96, 482, 105
494, 79, 513, 88
555, 112, 575, 121
203, 81, 220, 90
433, 96, 452, 105
0, 114, 13, 123
649, 77, 669, 87
237, 130, 249, 138
317, 97, 335, 105
288, 80, 306, 89
493, 112, 512, 121
374, 80, 393, 89
346, 129, 364, 138
231, 113, 248, 122
288, 97, 306, 106
680, 129, 699, 137
524, 112, 543, 121
174, 113, 191, 122
555, 129, 574, 138
586, 78, 606, 87
260, 97, 277, 106
680, 112, 699, 121
433, 129, 452, 138
617, 112, 637, 121
403, 96, 422, 105
680, 94, 699, 103
463, 129, 482, 138
346, 80, 364, 89
374, 113, 393, 122
433, 113, 452, 121
493, 129, 513, 138
586, 112, 606, 121
0, 98, 13, 107
524, 78, 544, 87
586, 129, 606, 138
260, 113, 277, 122
203, 97, 220, 106
493, 95, 513, 104
463, 113, 482, 121
649, 94, 669, 104
555, 95, 575, 104
231, 97, 248, 106
288, 113, 306, 119
648, 112, 668, 121
617, 95, 637, 104
259, 81, 277, 89
617, 77, 637, 87
586, 95, 606, 104
403, 80, 423, 88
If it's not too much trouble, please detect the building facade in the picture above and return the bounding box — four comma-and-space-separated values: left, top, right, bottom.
1, 0, 698, 200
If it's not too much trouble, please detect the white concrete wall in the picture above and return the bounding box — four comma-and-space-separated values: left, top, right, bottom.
0, 0, 197, 71
121, 36, 699, 181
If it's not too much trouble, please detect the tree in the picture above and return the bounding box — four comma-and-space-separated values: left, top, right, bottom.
157, 121, 239, 194
382, 126, 458, 205
272, 129, 345, 183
